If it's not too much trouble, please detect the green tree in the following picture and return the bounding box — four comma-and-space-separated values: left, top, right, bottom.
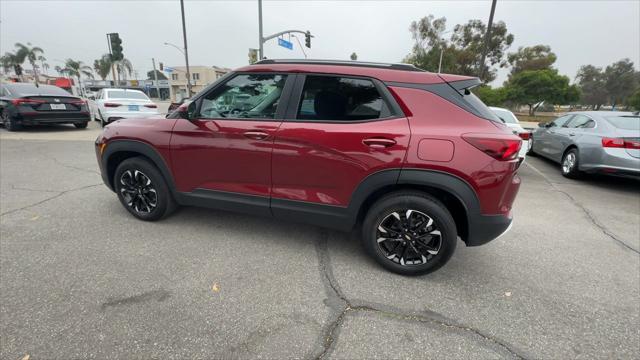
115, 58, 133, 81
93, 54, 113, 81
507, 45, 556, 76
15, 42, 44, 83
63, 59, 93, 92
604, 59, 637, 109
575, 65, 607, 110
404, 15, 514, 82
350, 52, 358, 61
626, 88, 640, 111
505, 69, 579, 116
474, 85, 507, 106
147, 69, 167, 80
37, 55, 48, 75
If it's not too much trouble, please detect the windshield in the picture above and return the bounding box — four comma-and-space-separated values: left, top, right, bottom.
605, 116, 640, 130
107, 90, 149, 100
491, 108, 519, 124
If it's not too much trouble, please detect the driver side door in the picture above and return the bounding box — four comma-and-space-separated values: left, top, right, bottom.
170, 73, 293, 212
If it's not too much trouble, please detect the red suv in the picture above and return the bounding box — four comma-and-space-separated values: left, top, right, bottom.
95, 60, 522, 275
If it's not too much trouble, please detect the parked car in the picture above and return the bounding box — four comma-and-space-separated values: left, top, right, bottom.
95, 59, 523, 275
490, 106, 531, 159
0, 82, 90, 131
94, 88, 159, 127
530, 111, 639, 178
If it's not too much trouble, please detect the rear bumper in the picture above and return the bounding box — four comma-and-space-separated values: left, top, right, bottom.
466, 212, 513, 246
16, 112, 90, 125
102, 110, 159, 122
581, 148, 640, 177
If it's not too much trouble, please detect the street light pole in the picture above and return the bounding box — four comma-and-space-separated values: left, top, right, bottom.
258, 0, 264, 59
152, 58, 161, 99
479, 0, 497, 82
179, 0, 192, 97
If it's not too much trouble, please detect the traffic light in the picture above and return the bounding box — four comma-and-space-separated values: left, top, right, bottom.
159, 62, 163, 71
305, 31, 311, 48
109, 33, 124, 61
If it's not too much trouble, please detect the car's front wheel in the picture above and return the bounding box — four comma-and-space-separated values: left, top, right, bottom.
362, 191, 457, 276
114, 157, 177, 221
74, 122, 88, 129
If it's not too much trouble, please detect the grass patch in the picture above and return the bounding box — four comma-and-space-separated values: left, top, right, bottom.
515, 113, 558, 124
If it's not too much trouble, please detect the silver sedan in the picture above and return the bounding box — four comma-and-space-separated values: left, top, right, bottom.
531, 111, 639, 179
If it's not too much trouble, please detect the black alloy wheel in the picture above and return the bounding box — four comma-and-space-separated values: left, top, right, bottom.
362, 191, 457, 276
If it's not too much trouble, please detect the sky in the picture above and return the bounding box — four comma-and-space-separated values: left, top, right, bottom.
1, 0, 638, 86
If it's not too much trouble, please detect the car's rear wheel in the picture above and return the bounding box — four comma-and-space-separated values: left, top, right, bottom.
114, 157, 177, 221
1, 111, 21, 131
561, 148, 582, 179
362, 191, 457, 276
74, 122, 88, 129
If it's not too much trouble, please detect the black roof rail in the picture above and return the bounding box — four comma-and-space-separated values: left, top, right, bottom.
254, 59, 425, 72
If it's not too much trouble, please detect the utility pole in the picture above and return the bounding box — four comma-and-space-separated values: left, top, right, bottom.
478, 0, 497, 82
179, 0, 192, 97
152, 58, 161, 99
258, 0, 264, 59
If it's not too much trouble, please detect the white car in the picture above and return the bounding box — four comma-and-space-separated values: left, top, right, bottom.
95, 88, 159, 126
490, 106, 532, 159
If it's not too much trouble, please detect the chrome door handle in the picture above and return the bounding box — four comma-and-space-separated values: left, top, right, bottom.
363, 137, 396, 148
243, 131, 269, 140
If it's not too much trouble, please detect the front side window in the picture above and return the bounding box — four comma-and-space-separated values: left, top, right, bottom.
550, 115, 573, 128
296, 76, 389, 121
198, 74, 287, 119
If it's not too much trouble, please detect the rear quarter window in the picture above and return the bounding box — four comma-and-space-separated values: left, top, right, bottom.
460, 89, 502, 122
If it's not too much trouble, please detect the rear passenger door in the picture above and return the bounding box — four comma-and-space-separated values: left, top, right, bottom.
270, 74, 410, 218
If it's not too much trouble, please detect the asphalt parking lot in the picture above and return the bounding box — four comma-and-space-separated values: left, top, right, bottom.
1, 124, 638, 359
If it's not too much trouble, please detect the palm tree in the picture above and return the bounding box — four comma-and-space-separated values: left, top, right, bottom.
37, 55, 48, 75
0, 52, 19, 74
93, 54, 113, 81
115, 58, 133, 81
54, 65, 63, 76
15, 42, 44, 83
63, 59, 93, 94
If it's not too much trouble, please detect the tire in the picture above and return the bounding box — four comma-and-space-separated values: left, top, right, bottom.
561, 148, 582, 179
74, 122, 88, 129
361, 191, 458, 276
1, 111, 21, 131
113, 157, 177, 221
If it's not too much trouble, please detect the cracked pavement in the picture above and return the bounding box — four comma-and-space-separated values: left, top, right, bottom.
1, 127, 639, 359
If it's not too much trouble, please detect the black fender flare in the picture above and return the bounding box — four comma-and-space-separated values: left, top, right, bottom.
346, 168, 481, 221
101, 140, 177, 193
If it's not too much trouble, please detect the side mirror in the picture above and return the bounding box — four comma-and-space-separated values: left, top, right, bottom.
177, 100, 196, 120
538, 122, 546, 128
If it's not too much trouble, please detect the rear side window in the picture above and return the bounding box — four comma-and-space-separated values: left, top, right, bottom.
567, 115, 595, 129
296, 76, 390, 121
491, 108, 519, 124
605, 116, 640, 130
459, 90, 501, 122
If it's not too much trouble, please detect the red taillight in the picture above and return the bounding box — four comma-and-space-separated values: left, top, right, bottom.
601, 137, 639, 149
518, 132, 531, 140
69, 99, 86, 105
11, 98, 44, 106
104, 103, 121, 107
144, 104, 157, 108
463, 133, 522, 161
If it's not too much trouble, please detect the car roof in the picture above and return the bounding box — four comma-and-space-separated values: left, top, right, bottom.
235, 59, 473, 84
489, 106, 512, 112
103, 88, 145, 93
567, 111, 637, 118
1, 82, 75, 97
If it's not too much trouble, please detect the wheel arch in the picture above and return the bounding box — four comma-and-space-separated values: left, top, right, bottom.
103, 140, 177, 193
350, 169, 481, 243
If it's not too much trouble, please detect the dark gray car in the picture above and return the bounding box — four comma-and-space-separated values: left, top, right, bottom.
531, 111, 639, 178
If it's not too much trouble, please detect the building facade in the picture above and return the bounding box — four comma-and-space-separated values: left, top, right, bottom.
167, 65, 231, 101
